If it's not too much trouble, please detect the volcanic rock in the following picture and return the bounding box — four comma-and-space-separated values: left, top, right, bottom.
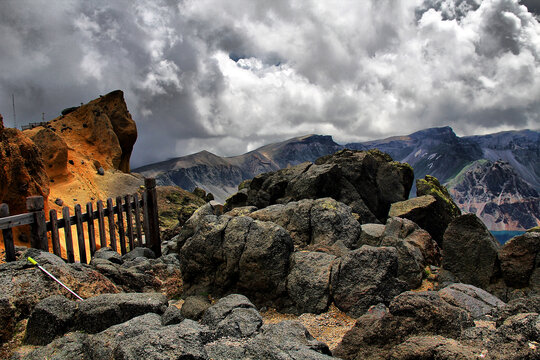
287, 251, 336, 314
178, 213, 294, 307
379, 217, 441, 288
498, 231, 540, 289
226, 149, 413, 223
0, 249, 118, 344
333, 291, 474, 360
438, 283, 505, 319
249, 197, 362, 252
330, 245, 408, 317
442, 214, 500, 288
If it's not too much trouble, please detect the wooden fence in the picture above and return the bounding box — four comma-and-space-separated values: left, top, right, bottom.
1, 178, 161, 263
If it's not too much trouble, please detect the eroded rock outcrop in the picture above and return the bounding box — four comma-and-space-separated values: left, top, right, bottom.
0, 114, 49, 217
226, 149, 413, 223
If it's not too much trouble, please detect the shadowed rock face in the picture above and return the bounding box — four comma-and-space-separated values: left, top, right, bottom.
0, 114, 50, 216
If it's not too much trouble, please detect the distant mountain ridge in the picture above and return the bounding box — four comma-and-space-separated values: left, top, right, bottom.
135, 135, 342, 202
135, 127, 540, 230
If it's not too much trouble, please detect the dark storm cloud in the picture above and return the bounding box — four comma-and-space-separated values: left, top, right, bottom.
0, 0, 539, 167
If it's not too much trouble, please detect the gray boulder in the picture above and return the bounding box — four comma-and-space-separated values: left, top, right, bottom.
92, 247, 123, 264
439, 283, 505, 318
442, 214, 500, 289
287, 251, 336, 314
214, 307, 262, 338
331, 245, 408, 317
180, 215, 294, 306
360, 217, 441, 289
249, 198, 362, 252
201, 294, 257, 328
122, 246, 156, 261
24, 295, 77, 345
76, 292, 168, 333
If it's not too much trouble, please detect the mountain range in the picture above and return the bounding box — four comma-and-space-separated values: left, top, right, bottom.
135, 127, 540, 231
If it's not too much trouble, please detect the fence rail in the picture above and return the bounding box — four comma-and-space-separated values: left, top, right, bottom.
1, 178, 161, 263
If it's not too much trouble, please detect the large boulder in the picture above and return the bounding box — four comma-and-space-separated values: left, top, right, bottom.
226, 149, 414, 223
75, 292, 168, 333
330, 245, 408, 317
333, 291, 474, 360
442, 214, 500, 289
389, 175, 462, 245
249, 198, 362, 252
179, 214, 294, 307
23, 295, 77, 345
287, 251, 337, 314
379, 217, 441, 288
498, 232, 540, 289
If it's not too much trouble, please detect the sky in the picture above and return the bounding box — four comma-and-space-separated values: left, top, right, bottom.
0, 0, 539, 168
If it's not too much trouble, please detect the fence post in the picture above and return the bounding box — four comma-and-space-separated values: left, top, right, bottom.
1, 204, 16, 262
145, 178, 161, 257
26, 196, 48, 251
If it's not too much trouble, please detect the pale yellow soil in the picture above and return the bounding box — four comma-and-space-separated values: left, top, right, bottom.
261, 304, 356, 351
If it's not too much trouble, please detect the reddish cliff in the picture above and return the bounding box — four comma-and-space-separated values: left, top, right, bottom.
0, 114, 50, 216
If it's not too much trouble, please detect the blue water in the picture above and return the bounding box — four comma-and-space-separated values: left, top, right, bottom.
491, 230, 526, 245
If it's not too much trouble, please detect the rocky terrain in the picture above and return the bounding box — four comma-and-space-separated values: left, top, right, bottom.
2, 149, 539, 359
138, 126, 540, 230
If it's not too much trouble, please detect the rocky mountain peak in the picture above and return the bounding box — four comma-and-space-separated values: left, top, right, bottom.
449, 159, 539, 230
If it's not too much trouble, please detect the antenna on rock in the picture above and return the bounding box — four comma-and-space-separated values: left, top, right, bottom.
11, 94, 17, 129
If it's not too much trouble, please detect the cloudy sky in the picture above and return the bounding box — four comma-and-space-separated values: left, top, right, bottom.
1, 0, 539, 167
